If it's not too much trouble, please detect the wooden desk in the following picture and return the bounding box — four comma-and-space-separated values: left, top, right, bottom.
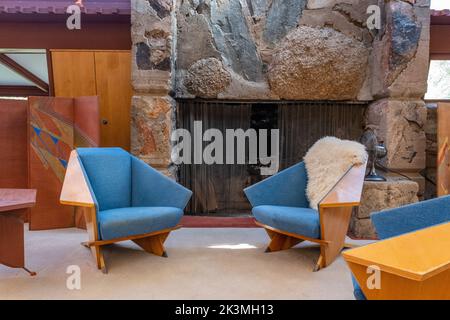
343, 222, 450, 300
0, 189, 37, 275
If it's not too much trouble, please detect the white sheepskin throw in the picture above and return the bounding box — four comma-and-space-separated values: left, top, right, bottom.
304, 136, 367, 209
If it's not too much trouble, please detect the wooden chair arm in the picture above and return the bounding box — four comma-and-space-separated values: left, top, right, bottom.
319, 161, 367, 209
60, 150, 95, 208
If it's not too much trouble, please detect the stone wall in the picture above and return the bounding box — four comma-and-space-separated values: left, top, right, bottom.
365, 0, 430, 192
131, 0, 176, 176
174, 0, 430, 183
175, 0, 376, 100
130, 0, 430, 191
350, 178, 419, 238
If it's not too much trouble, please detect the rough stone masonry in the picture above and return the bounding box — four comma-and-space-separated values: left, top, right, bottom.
131, 0, 431, 237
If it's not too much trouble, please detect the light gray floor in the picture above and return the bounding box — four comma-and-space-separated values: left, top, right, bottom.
0, 226, 371, 300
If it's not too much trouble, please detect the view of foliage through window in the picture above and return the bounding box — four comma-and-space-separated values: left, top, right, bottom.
426, 61, 450, 100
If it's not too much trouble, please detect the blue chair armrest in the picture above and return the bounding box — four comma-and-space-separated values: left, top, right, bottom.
244, 162, 309, 208
371, 195, 450, 239
131, 156, 192, 209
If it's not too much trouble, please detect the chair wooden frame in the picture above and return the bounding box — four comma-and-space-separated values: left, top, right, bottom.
60, 150, 180, 273
258, 162, 367, 271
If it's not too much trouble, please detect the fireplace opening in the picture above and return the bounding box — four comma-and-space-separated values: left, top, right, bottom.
176, 100, 367, 216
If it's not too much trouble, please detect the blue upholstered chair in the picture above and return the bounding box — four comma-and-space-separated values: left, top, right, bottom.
60, 147, 192, 272
351, 195, 450, 300
244, 161, 367, 271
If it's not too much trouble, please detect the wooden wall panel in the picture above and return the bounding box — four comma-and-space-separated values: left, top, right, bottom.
94, 51, 132, 150
28, 96, 100, 230
437, 103, 450, 196
0, 19, 131, 50
52, 50, 132, 150
73, 96, 101, 229
52, 51, 97, 97
28, 97, 75, 230
0, 99, 28, 188
74, 96, 101, 148
431, 25, 450, 59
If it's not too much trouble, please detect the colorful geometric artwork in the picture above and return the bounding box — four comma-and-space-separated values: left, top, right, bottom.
28, 96, 99, 230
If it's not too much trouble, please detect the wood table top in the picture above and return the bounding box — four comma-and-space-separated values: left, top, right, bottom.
0, 188, 37, 213
343, 222, 450, 281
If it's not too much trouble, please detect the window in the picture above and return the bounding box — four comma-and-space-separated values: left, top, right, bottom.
0, 49, 49, 98
426, 60, 450, 100
431, 0, 450, 10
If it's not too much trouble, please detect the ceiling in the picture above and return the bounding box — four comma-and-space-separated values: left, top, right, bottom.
0, 49, 49, 96
0, 0, 130, 15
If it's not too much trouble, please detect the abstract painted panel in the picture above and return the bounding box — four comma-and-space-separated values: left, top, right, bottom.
28, 96, 99, 230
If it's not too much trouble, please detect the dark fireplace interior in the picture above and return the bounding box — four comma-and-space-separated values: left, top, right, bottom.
176, 100, 367, 216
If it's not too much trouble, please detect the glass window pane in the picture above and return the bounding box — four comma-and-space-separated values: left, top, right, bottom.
431, 0, 450, 10
425, 60, 450, 100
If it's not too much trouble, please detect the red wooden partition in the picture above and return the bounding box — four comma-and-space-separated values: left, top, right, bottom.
438, 102, 450, 196
28, 96, 99, 230
0, 99, 28, 189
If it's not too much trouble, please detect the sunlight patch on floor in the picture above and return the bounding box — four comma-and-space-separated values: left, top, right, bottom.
207, 243, 258, 250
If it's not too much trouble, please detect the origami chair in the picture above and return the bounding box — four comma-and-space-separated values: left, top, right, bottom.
60, 148, 192, 273
352, 195, 450, 300
244, 161, 366, 271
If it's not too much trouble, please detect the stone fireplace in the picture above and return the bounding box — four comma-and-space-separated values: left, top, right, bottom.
130, 0, 430, 233
176, 100, 366, 215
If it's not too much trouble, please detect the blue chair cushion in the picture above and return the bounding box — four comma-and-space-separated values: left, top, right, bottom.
78, 148, 131, 211
97, 207, 183, 240
351, 275, 366, 300
252, 205, 321, 239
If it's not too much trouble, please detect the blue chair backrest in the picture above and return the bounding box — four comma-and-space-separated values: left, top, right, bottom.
77, 148, 132, 211
371, 195, 450, 240
244, 161, 310, 208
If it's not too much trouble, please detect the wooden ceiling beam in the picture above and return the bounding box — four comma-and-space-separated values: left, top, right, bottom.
0, 53, 49, 93
0, 85, 48, 97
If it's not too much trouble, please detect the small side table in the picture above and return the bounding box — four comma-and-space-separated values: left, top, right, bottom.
0, 189, 37, 276
343, 222, 450, 299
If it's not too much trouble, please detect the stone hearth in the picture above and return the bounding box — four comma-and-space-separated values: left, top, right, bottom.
130, 0, 431, 237
350, 178, 419, 238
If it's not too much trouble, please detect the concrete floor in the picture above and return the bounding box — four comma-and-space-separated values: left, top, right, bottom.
0, 227, 369, 300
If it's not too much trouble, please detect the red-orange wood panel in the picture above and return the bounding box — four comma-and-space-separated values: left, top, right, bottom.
28, 97, 75, 230
73, 96, 101, 229
28, 96, 100, 230
0, 99, 28, 189
0, 209, 26, 268
438, 103, 450, 196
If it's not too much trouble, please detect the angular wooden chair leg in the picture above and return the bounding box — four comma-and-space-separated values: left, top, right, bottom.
266, 233, 285, 252
91, 245, 107, 273
283, 236, 303, 250
265, 231, 303, 252
313, 254, 324, 272
132, 232, 169, 257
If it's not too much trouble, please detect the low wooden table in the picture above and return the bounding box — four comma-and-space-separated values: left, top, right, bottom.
0, 188, 37, 276
343, 222, 450, 300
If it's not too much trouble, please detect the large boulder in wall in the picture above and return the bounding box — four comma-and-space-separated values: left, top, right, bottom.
268, 26, 369, 100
